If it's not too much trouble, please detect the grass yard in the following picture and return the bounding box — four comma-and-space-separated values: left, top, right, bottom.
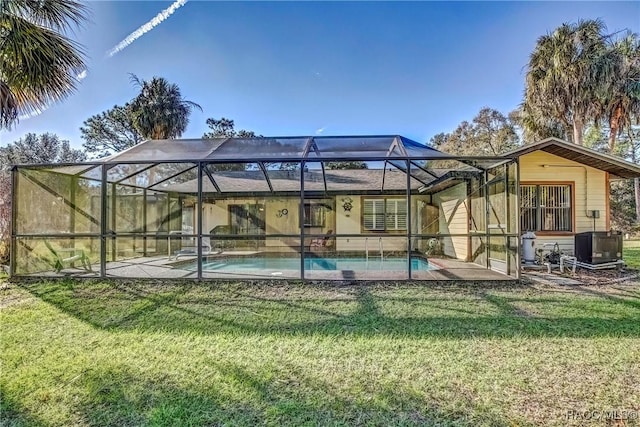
625, 240, 640, 269
1, 279, 639, 427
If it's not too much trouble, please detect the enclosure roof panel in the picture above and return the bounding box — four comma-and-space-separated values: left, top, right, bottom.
43, 164, 97, 177
100, 135, 451, 162
311, 136, 401, 158
206, 137, 311, 160
106, 138, 227, 162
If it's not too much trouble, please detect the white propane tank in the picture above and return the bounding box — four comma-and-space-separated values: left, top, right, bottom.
522, 231, 537, 263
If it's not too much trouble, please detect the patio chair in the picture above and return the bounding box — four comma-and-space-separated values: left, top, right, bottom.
172, 237, 213, 260
310, 230, 335, 251
44, 240, 92, 273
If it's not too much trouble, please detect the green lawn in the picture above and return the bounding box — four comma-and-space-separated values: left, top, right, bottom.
1, 280, 639, 427
625, 240, 640, 269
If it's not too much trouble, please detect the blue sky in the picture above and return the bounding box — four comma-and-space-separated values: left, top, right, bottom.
2, 1, 639, 149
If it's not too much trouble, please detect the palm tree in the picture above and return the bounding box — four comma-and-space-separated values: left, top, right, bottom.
128, 74, 202, 140
598, 32, 640, 152
514, 104, 566, 143
0, 0, 87, 128
524, 19, 609, 145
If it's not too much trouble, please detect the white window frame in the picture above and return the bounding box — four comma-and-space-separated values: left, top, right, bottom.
363, 198, 407, 232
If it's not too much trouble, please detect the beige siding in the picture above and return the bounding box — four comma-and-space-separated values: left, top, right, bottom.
335, 195, 361, 251
433, 183, 468, 260
520, 151, 607, 254
203, 196, 410, 253
335, 196, 407, 252
202, 198, 302, 252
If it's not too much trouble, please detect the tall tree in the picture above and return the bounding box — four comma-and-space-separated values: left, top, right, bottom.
583, 125, 608, 152
621, 125, 640, 224
0, 132, 85, 166
524, 19, 610, 145
324, 161, 368, 170
598, 32, 640, 152
202, 117, 259, 171
428, 132, 450, 150
511, 105, 566, 143
428, 107, 520, 156
0, 0, 87, 128
202, 117, 257, 139
80, 103, 143, 158
471, 107, 520, 155
129, 74, 202, 140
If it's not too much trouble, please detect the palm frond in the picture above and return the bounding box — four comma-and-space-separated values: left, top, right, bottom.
183, 100, 203, 112
0, 81, 19, 128
1, 14, 85, 117
0, 0, 87, 128
5, 0, 88, 32
128, 73, 143, 89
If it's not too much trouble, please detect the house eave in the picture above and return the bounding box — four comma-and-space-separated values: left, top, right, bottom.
504, 138, 640, 180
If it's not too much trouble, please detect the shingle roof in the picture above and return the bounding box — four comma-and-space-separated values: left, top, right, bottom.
159, 168, 455, 194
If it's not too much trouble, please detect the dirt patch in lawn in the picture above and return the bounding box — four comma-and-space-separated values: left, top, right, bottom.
570, 268, 639, 286
0, 283, 33, 309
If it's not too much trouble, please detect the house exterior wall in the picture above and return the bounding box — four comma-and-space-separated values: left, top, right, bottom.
334, 195, 362, 251
201, 195, 433, 254
519, 151, 608, 254
203, 197, 307, 252
325, 195, 409, 253
432, 183, 468, 260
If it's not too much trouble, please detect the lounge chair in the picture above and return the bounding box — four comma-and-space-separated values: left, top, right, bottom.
310, 230, 335, 251
44, 240, 92, 272
172, 237, 213, 260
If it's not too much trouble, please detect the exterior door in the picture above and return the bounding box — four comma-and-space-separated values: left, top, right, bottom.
229, 204, 266, 247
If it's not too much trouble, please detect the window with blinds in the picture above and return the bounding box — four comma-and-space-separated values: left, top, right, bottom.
520, 184, 572, 232
363, 198, 407, 231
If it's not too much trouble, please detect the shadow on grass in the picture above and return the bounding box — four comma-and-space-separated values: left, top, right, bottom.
4, 361, 518, 427
17, 280, 640, 339
0, 386, 42, 427
574, 286, 640, 310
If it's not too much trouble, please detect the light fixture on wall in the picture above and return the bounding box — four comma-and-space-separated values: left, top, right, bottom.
341, 197, 353, 217
276, 208, 288, 218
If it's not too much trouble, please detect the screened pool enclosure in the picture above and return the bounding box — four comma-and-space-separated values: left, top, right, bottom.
11, 136, 519, 280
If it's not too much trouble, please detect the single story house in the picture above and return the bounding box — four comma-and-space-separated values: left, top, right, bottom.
10, 135, 640, 281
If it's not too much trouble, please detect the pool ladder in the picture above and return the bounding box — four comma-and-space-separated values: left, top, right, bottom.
365, 237, 384, 262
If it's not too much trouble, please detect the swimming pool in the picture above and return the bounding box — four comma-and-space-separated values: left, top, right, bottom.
191, 256, 437, 273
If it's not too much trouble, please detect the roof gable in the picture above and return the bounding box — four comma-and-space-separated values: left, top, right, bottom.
504, 138, 640, 179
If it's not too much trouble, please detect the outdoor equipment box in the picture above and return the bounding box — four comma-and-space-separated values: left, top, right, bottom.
574, 231, 622, 264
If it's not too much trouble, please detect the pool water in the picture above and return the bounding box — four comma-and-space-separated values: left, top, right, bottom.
196, 256, 436, 272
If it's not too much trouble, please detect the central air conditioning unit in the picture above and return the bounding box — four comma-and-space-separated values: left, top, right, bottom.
574, 231, 622, 264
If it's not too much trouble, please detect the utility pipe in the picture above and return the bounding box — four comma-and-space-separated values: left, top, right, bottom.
541, 164, 593, 220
